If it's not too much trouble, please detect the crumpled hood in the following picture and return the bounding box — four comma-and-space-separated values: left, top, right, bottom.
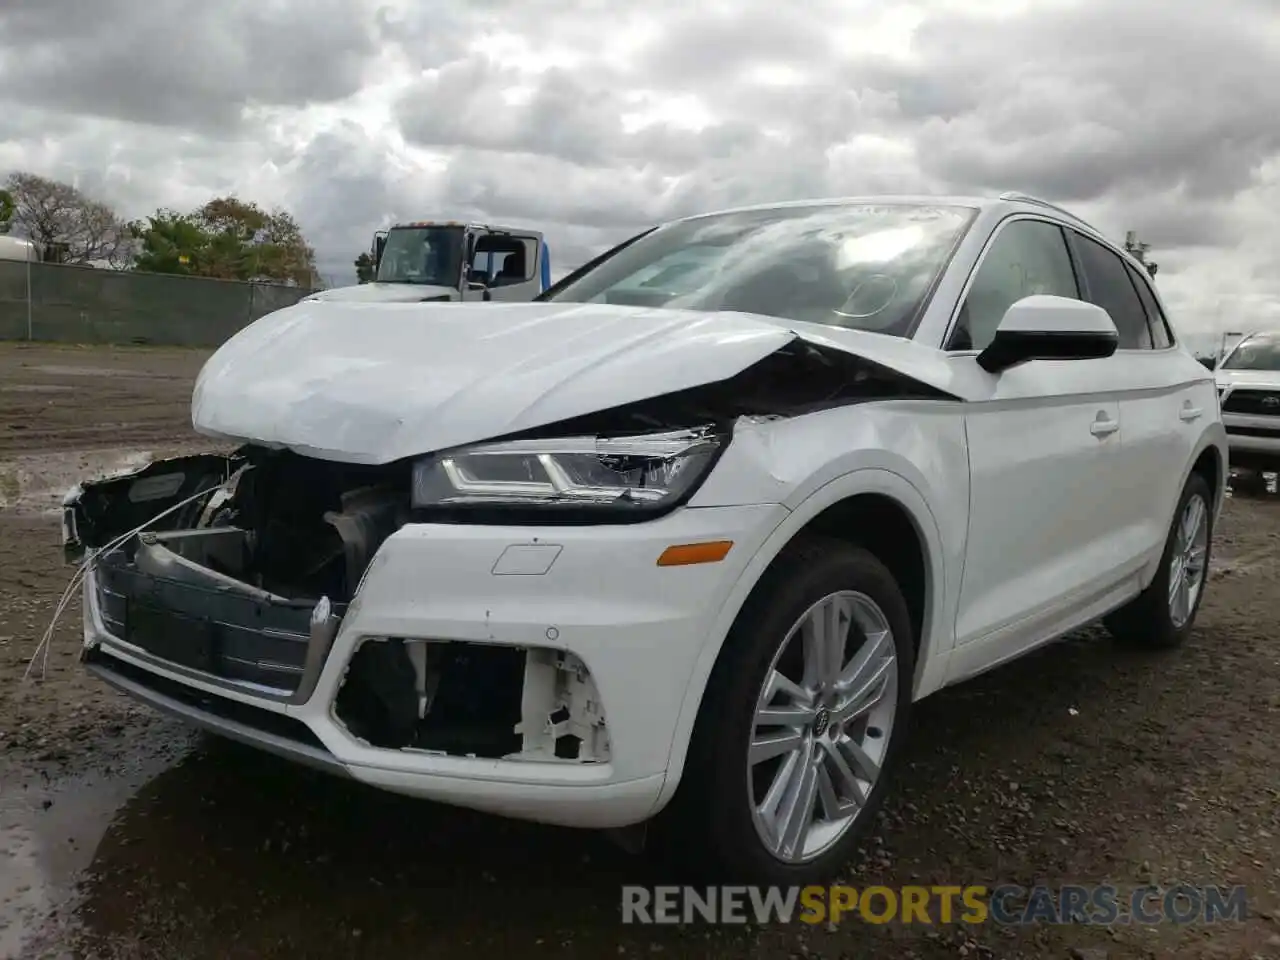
192, 300, 960, 464
302, 282, 456, 304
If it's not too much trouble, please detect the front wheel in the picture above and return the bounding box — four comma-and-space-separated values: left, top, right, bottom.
667, 536, 916, 885
1104, 471, 1214, 648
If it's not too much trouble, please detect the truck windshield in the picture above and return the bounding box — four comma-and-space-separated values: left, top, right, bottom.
1221, 333, 1280, 371
545, 202, 975, 338
375, 226, 464, 286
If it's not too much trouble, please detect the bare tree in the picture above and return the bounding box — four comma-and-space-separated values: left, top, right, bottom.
3, 171, 133, 267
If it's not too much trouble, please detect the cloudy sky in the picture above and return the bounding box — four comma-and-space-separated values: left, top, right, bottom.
2, 0, 1279, 352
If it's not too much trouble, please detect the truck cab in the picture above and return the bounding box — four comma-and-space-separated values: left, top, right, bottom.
307, 221, 551, 304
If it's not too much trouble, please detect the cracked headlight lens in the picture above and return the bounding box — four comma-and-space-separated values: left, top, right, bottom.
410, 427, 724, 519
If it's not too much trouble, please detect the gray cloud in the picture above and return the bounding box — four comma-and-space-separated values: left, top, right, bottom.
0, 0, 381, 131
437, 148, 667, 230
1110, 192, 1239, 251
628, 4, 843, 89
0, 102, 80, 145
396, 59, 620, 166
395, 58, 772, 171
1, 0, 1277, 332
869, 1, 1280, 204
282, 122, 405, 283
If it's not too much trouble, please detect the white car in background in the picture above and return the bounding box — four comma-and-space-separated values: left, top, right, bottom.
1214, 330, 1280, 475
64, 192, 1226, 885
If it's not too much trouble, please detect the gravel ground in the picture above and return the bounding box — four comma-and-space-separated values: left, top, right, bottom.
1, 341, 1278, 960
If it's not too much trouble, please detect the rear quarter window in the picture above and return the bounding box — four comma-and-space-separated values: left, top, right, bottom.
1124, 261, 1175, 348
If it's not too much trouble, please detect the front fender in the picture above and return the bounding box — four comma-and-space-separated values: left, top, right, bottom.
649, 465, 955, 818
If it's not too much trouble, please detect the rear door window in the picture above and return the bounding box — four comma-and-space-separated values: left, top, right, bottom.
1069, 232, 1152, 349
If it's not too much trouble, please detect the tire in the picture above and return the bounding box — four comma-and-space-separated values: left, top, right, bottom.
660, 534, 916, 886
1104, 471, 1214, 649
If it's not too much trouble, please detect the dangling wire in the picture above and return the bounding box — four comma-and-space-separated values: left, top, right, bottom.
24, 472, 231, 684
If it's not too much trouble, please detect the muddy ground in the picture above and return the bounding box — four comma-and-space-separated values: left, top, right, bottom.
1, 340, 1278, 960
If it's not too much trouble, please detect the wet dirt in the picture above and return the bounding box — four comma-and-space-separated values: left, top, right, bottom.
1, 342, 1279, 959
1, 449, 175, 515
0, 343, 208, 458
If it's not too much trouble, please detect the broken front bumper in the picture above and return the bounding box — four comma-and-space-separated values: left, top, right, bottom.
79, 502, 785, 829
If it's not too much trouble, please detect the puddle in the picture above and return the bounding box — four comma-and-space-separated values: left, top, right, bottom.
52, 740, 634, 959
0, 742, 184, 959
5, 735, 630, 958
0, 449, 156, 516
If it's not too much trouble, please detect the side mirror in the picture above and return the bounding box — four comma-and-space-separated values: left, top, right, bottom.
467, 280, 492, 301
373, 231, 387, 269
977, 295, 1119, 374
1198, 355, 1216, 370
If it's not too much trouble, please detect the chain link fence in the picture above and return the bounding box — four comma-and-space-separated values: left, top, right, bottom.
0, 260, 319, 348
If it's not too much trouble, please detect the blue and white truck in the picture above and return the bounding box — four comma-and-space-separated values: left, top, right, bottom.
308, 220, 552, 303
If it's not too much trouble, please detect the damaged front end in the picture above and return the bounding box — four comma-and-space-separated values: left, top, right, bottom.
67, 448, 403, 704
65, 446, 611, 764
65, 336, 956, 779
338, 638, 609, 762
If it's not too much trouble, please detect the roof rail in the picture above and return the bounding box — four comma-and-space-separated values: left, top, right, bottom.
998, 192, 1102, 234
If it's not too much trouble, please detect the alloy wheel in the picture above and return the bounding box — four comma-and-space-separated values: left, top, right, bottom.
1168, 492, 1209, 629
747, 590, 899, 864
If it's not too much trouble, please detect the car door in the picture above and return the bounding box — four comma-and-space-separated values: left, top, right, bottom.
1064, 229, 1212, 571
460, 229, 491, 302
941, 216, 1132, 681
485, 236, 543, 302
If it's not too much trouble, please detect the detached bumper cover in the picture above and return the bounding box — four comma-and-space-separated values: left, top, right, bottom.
93, 540, 334, 700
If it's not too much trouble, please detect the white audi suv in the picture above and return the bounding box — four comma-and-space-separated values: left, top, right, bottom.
63, 192, 1226, 884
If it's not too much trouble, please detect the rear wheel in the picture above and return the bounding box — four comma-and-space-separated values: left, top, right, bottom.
1104, 472, 1213, 649
664, 535, 915, 885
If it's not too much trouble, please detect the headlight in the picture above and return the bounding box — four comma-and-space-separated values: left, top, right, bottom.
410, 427, 725, 521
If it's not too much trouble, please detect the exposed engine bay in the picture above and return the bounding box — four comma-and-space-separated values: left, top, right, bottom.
68, 446, 609, 763
65, 448, 409, 602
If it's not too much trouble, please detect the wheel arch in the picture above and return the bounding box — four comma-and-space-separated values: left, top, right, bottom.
1192, 440, 1225, 509
649, 467, 949, 816
1139, 424, 1228, 588
1190, 431, 1227, 513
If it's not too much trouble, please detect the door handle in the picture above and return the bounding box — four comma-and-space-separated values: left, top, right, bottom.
1180, 404, 1203, 422
1090, 415, 1119, 437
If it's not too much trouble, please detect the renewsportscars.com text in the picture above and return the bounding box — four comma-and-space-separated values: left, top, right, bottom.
621, 884, 1248, 926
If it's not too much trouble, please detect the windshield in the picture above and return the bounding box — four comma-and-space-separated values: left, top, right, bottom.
545, 202, 975, 337
375, 226, 464, 286
1222, 334, 1280, 371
